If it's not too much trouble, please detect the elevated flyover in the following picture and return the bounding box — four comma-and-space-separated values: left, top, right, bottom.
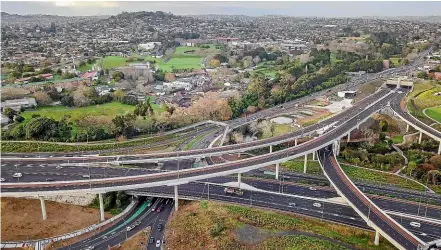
2, 87, 395, 165
318, 146, 425, 249
1, 89, 401, 196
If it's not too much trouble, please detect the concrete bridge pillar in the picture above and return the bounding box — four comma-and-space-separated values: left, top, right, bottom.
39, 197, 47, 220
419, 131, 423, 144
347, 131, 351, 143
269, 145, 273, 153
174, 185, 179, 211
238, 173, 241, 188
304, 154, 308, 174
406, 124, 410, 133
374, 231, 380, 246
98, 193, 105, 222
275, 163, 280, 180
312, 151, 316, 161
294, 138, 298, 146
438, 141, 441, 155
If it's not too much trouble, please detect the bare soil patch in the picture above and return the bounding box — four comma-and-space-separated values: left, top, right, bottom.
1, 197, 111, 241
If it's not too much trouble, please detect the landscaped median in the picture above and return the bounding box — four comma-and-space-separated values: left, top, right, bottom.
1, 133, 181, 153
164, 201, 394, 250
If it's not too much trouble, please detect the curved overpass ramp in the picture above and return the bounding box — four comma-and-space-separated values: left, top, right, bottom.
2, 87, 395, 165
318, 146, 424, 250
1, 90, 400, 196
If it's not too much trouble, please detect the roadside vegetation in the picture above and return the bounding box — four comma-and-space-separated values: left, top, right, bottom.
407, 81, 441, 123
165, 201, 394, 250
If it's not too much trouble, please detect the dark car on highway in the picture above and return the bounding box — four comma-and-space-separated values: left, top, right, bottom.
157, 223, 163, 231
149, 236, 154, 244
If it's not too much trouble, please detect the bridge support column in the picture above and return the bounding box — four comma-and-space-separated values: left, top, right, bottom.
99, 193, 105, 222
275, 163, 279, 180
39, 197, 47, 220
419, 131, 423, 144
294, 139, 298, 146
347, 132, 351, 143
374, 231, 380, 245
312, 151, 316, 161
304, 154, 308, 174
238, 173, 241, 188
174, 185, 179, 211
406, 124, 410, 133
269, 145, 273, 153
438, 141, 441, 155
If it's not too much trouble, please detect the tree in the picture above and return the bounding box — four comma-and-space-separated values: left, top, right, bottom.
379, 120, 388, 132
33, 91, 53, 106
417, 71, 428, 79
428, 170, 440, 185
3, 107, 17, 119
208, 59, 221, 68
429, 155, 441, 170
111, 114, 136, 137
61, 95, 74, 107
164, 72, 176, 82
14, 115, 24, 123
112, 89, 126, 102
407, 161, 417, 177
353, 158, 361, 166
112, 71, 124, 82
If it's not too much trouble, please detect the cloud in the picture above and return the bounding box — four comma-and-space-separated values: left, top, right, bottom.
53, 0, 119, 8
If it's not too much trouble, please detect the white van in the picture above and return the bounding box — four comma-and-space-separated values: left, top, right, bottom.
410, 221, 421, 228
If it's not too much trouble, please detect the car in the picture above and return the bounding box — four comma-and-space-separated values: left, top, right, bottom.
156, 204, 164, 212
156, 240, 161, 247
85, 246, 95, 250
135, 220, 141, 226
313, 203, 322, 208
149, 237, 154, 244
45, 178, 54, 182
13, 173, 23, 178
82, 175, 90, 178
102, 235, 108, 239
126, 225, 134, 232
288, 203, 296, 207
308, 187, 317, 191
0, 178, 5, 182
56, 165, 63, 169
410, 221, 421, 228
157, 223, 163, 231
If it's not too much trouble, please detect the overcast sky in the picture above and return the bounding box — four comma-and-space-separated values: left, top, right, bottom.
2, 1, 441, 17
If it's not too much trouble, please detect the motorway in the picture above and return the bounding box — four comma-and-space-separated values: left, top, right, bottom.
126, 182, 441, 243
59, 197, 173, 250
318, 145, 424, 249
1, 86, 395, 165
0, 87, 403, 193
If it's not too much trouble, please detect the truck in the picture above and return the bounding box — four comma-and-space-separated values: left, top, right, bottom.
224, 187, 243, 196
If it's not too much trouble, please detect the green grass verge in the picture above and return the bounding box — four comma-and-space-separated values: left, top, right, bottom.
282, 160, 323, 175
341, 164, 425, 191
392, 135, 404, 144
261, 235, 349, 250
21, 102, 136, 122
1, 133, 179, 153
183, 131, 212, 150
425, 106, 441, 123
225, 205, 394, 250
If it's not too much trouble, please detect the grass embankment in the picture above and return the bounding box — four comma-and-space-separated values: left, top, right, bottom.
392, 135, 404, 144
111, 228, 150, 250
425, 106, 441, 123
1, 133, 180, 153
341, 164, 425, 192
282, 160, 323, 175
165, 201, 394, 250
184, 132, 211, 151
407, 81, 441, 122
353, 80, 383, 103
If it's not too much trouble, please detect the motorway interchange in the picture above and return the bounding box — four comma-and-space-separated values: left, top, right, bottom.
2, 57, 441, 249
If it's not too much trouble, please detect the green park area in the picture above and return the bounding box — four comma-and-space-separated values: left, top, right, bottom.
330, 52, 342, 64
424, 106, 441, 123
407, 81, 441, 122
21, 102, 136, 123
79, 45, 221, 72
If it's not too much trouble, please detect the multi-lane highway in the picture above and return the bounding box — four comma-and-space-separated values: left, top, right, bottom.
319, 145, 424, 249
0, 87, 401, 194
127, 182, 441, 243
59, 197, 173, 250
